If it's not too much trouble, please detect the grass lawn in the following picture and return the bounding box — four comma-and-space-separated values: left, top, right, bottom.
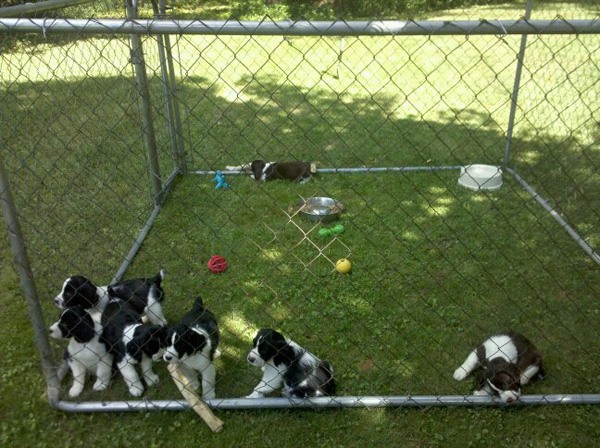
1, 1, 599, 446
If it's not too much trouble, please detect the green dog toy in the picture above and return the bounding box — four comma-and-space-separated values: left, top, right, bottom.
319, 224, 345, 237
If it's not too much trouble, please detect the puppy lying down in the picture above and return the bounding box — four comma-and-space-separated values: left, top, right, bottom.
226, 160, 317, 183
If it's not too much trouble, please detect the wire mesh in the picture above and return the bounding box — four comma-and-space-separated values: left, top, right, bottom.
0, 1, 599, 412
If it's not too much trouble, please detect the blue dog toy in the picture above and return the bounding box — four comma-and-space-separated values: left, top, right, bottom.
212, 170, 230, 189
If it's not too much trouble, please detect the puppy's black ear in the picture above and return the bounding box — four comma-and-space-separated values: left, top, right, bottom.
68, 277, 99, 308
63, 307, 95, 343
496, 370, 519, 389
188, 329, 207, 350
250, 160, 264, 180
126, 337, 145, 362
272, 331, 288, 349
131, 325, 169, 359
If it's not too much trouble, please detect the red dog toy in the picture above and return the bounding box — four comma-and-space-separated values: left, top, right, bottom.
208, 255, 228, 274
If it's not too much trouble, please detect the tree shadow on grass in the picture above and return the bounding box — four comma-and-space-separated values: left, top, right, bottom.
1, 67, 599, 402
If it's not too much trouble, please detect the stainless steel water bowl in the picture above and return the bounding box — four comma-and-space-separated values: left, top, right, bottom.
297, 197, 344, 223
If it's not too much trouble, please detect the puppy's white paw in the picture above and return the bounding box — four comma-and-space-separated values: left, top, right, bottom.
202, 391, 216, 401
69, 384, 83, 397
93, 379, 109, 391
246, 391, 265, 399
473, 388, 491, 396
144, 373, 160, 387
129, 385, 144, 397
453, 368, 468, 381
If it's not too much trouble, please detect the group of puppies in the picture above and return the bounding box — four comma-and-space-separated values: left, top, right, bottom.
50, 270, 544, 403
49, 270, 335, 400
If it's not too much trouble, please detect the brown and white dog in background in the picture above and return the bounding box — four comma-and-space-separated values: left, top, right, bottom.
226, 160, 317, 183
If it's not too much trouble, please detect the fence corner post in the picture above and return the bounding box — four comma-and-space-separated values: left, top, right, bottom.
126, 0, 164, 205
0, 157, 61, 406
503, 0, 533, 169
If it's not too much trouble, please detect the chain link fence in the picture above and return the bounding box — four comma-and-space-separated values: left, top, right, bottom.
1, 0, 599, 414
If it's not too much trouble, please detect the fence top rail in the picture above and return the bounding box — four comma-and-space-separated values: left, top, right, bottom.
0, 0, 93, 19
0, 18, 599, 36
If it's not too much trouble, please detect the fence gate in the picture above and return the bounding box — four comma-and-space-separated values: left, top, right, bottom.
1, 0, 599, 413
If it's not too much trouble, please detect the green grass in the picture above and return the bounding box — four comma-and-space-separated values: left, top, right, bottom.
63, 0, 600, 20
1, 1, 600, 446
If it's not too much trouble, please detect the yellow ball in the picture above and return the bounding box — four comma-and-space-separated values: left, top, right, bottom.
335, 258, 352, 274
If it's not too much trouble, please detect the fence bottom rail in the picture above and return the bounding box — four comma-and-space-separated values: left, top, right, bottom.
51, 394, 600, 412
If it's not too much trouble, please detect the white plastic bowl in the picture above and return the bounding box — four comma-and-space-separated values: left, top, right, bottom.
458, 164, 503, 191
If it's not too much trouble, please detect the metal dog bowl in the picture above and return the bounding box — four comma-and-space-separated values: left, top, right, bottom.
458, 164, 503, 191
297, 197, 344, 223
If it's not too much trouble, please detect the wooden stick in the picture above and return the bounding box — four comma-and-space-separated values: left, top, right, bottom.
167, 363, 224, 433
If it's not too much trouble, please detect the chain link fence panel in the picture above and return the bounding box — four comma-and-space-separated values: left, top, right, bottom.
1, 2, 599, 413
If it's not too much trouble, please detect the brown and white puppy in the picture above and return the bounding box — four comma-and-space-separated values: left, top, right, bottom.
453, 331, 545, 403
227, 161, 316, 183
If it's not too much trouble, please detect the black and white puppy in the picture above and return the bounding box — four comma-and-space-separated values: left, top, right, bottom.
49, 306, 112, 397
227, 160, 316, 183
163, 297, 220, 400
250, 160, 316, 183
453, 331, 545, 403
54, 269, 167, 325
99, 301, 167, 396
246, 329, 336, 399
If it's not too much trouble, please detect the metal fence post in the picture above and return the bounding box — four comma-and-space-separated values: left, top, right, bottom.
160, 0, 187, 173
151, 0, 186, 174
503, 0, 533, 168
126, 0, 163, 204
0, 157, 61, 406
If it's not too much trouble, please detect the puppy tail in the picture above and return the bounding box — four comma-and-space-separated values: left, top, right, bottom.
309, 163, 317, 174
537, 363, 546, 381
154, 268, 166, 284
226, 164, 250, 172
192, 296, 205, 311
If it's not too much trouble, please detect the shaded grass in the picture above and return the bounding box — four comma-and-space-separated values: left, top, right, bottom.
62, 0, 600, 20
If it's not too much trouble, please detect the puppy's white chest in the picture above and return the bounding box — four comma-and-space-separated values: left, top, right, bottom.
69, 339, 106, 368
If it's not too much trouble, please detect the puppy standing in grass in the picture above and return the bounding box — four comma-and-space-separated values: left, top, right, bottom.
49, 307, 113, 397
453, 331, 545, 403
163, 297, 220, 400
100, 300, 168, 396
246, 329, 336, 398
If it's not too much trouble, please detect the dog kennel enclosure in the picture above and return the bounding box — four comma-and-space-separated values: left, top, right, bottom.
1, 0, 599, 413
